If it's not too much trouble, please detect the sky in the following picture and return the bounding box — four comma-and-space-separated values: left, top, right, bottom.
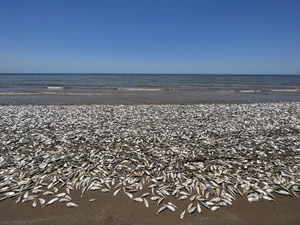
0, 0, 299, 74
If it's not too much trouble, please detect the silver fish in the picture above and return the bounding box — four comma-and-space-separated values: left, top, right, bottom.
180, 210, 186, 219
66, 202, 78, 207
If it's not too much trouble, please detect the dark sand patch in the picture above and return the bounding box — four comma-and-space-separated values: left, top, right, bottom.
1, 191, 300, 225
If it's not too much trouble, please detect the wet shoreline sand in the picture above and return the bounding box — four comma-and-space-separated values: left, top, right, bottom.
1, 191, 300, 225
1, 90, 300, 105
1, 103, 300, 225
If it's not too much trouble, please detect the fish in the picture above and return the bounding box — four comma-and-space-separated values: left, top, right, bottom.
43, 191, 54, 196
102, 188, 110, 193
133, 197, 143, 202
188, 206, 197, 214
150, 196, 160, 201
39, 198, 46, 205
141, 192, 149, 198
125, 192, 133, 199
143, 198, 149, 208
44, 197, 59, 207
197, 203, 202, 213
56, 192, 66, 197
113, 188, 121, 196
157, 205, 167, 214
66, 202, 78, 207
180, 210, 186, 219
166, 204, 176, 212
211, 206, 220, 211
32, 199, 37, 208
23, 191, 29, 199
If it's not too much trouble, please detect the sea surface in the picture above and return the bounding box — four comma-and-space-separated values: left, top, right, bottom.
0, 74, 300, 104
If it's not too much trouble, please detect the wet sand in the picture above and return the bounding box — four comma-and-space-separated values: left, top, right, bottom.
1, 90, 300, 105
1, 192, 300, 225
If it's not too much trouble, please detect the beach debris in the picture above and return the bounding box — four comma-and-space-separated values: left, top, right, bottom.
180, 210, 186, 219
44, 198, 59, 207
66, 202, 78, 207
0, 104, 299, 219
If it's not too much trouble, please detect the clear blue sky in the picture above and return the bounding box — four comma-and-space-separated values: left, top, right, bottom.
0, 0, 299, 74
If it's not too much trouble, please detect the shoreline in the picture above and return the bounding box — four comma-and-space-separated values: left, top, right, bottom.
1, 91, 300, 105
1, 191, 300, 225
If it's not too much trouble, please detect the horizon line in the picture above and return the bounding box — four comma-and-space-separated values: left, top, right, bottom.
1, 72, 300, 76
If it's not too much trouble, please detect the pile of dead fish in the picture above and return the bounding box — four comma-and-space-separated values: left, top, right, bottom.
0, 103, 300, 218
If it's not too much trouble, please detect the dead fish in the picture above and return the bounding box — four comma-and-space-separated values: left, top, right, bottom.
141, 192, 149, 198
157, 205, 167, 214
197, 203, 202, 213
43, 191, 54, 196
23, 191, 29, 199
211, 206, 220, 211
143, 198, 149, 208
89, 199, 96, 202
276, 190, 291, 196
66, 202, 78, 207
157, 197, 164, 206
133, 197, 143, 202
22, 195, 37, 203
39, 198, 45, 205
166, 204, 176, 212
4, 192, 15, 197
168, 202, 177, 209
113, 188, 121, 196
150, 196, 160, 201
188, 206, 197, 214
180, 210, 186, 219
187, 203, 193, 211
210, 197, 221, 202
16, 195, 22, 204
32, 199, 37, 208
102, 188, 110, 193
32, 189, 43, 194
262, 195, 274, 201
190, 195, 197, 202
125, 192, 133, 199
56, 192, 66, 197
44, 197, 59, 207
59, 198, 71, 202
178, 195, 188, 200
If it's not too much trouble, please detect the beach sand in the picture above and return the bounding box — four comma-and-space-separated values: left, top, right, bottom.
1, 191, 300, 225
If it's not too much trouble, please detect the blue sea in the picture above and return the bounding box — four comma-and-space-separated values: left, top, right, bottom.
0, 74, 300, 104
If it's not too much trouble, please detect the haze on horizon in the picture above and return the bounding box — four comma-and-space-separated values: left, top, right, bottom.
0, 0, 299, 74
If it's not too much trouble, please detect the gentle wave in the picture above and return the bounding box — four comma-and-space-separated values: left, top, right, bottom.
217, 89, 300, 93
47, 85, 68, 90
238, 90, 262, 93
0, 92, 153, 96
117, 88, 163, 91
216, 90, 262, 93
47, 86, 64, 90
270, 89, 300, 92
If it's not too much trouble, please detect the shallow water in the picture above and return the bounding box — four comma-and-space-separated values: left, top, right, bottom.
1, 74, 300, 104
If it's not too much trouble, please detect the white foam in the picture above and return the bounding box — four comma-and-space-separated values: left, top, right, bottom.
47, 86, 64, 90
239, 90, 261, 93
270, 89, 300, 92
118, 88, 162, 91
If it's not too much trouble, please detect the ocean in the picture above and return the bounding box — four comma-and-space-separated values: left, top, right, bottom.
0, 74, 300, 104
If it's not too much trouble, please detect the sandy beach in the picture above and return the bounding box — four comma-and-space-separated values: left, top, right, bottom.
1, 191, 300, 225
1, 103, 300, 225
